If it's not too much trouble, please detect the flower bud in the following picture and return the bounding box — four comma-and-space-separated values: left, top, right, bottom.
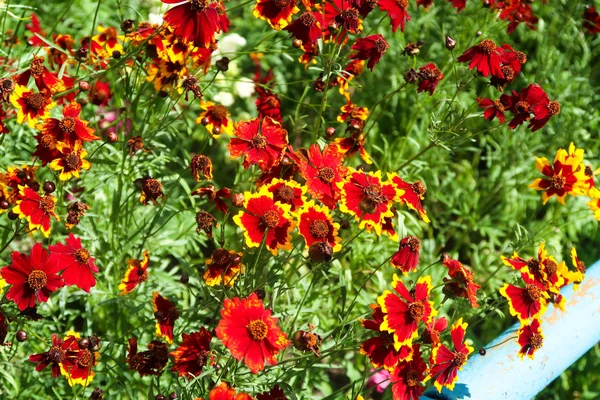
121, 19, 135, 33
79, 81, 91, 91
16, 330, 27, 342
325, 127, 336, 137
445, 35, 457, 50
43, 181, 56, 194
232, 193, 245, 207
308, 242, 333, 263
215, 57, 230, 72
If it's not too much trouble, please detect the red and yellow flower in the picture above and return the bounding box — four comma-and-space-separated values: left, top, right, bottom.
162, 0, 224, 48
499, 282, 549, 323
441, 255, 481, 308
586, 187, 600, 220
296, 201, 342, 253
215, 292, 290, 374
59, 331, 98, 387
421, 317, 448, 347
429, 318, 473, 392
265, 178, 306, 212
378, 275, 437, 347
10, 85, 55, 127
36, 101, 98, 145
203, 248, 244, 287
49, 233, 98, 293
13, 186, 59, 237
391, 236, 421, 274
197, 101, 233, 136
517, 318, 544, 359
152, 292, 179, 344
92, 25, 124, 56
389, 174, 430, 223
390, 344, 428, 400
29, 333, 79, 380
49, 141, 91, 181
233, 186, 296, 255
119, 250, 150, 295
570, 247, 586, 289
350, 34, 389, 71
170, 328, 214, 378
253, 0, 300, 29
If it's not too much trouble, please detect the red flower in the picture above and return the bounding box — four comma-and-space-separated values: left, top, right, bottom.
421, 316, 448, 347
228, 117, 289, 172
350, 34, 389, 71
49, 233, 98, 293
254, 0, 300, 29
16, 55, 65, 94
29, 333, 79, 379
377, 275, 437, 346
478, 98, 507, 123
391, 236, 421, 274
10, 85, 55, 127
192, 185, 231, 213
448, 0, 466, 11
13, 186, 59, 237
517, 318, 544, 359
389, 174, 430, 223
361, 304, 412, 370
499, 283, 549, 323
429, 318, 473, 391
297, 201, 342, 252
257, 385, 289, 400
58, 331, 98, 386
378, 0, 411, 32
26, 13, 46, 46
48, 141, 92, 181
197, 102, 233, 136
584, 6, 600, 35
126, 337, 169, 376
417, 63, 443, 95
233, 186, 296, 255
256, 91, 283, 123
215, 292, 290, 374
152, 292, 179, 344
390, 344, 428, 400
284, 12, 323, 46
441, 255, 481, 308
203, 248, 244, 287
296, 144, 347, 208
501, 243, 564, 291
457, 39, 504, 78
36, 102, 99, 145
489, 45, 527, 90
170, 328, 214, 378
162, 0, 224, 48
505, 84, 552, 130
1, 243, 64, 311
119, 250, 150, 295
209, 382, 254, 400
265, 178, 306, 212
324, 0, 363, 34
338, 169, 400, 237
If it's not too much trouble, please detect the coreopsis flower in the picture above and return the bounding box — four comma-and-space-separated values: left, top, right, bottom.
265, 178, 306, 212
89, 81, 111, 106
378, 0, 411, 32
59, 331, 98, 386
65, 201, 90, 229
162, 0, 224, 48
389, 174, 430, 223
29, 333, 79, 379
49, 141, 91, 181
1, 243, 64, 311
360, 304, 412, 370
284, 12, 323, 46
338, 169, 401, 236
517, 318, 543, 359
254, 0, 300, 29
228, 117, 289, 172
152, 292, 179, 344
324, 0, 363, 34
15, 55, 64, 94
441, 255, 481, 308
209, 382, 254, 400
257, 386, 289, 400
378, 275, 437, 346
584, 6, 600, 34
337, 101, 369, 123
170, 328, 214, 378
197, 102, 233, 136
495, 0, 539, 34
499, 282, 549, 323
191, 154, 213, 181
336, 59, 365, 95
501, 242, 564, 292
196, 209, 218, 236
457, 39, 504, 78
203, 248, 244, 287
119, 250, 150, 295
193, 185, 231, 213
390, 344, 428, 400
416, 63, 443, 95
350, 35, 389, 71
504, 84, 555, 130
126, 337, 169, 376
49, 233, 98, 292
10, 85, 55, 127
256, 90, 283, 123
421, 316, 448, 347
488, 45, 527, 90
448, 0, 466, 12
429, 318, 473, 392
233, 186, 295, 255
13, 186, 59, 237
391, 236, 421, 274
478, 98, 507, 123
36, 102, 99, 145
586, 194, 600, 221
139, 177, 165, 205
296, 201, 342, 253
529, 144, 587, 205
216, 292, 290, 373
92, 26, 124, 56
571, 247, 586, 284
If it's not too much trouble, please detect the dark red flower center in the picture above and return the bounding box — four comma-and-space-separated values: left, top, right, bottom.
576, 260, 586, 274
265, 96, 279, 107
1, 78, 14, 92
252, 133, 267, 149
299, 12, 317, 26
530, 333, 543, 349
452, 351, 467, 367
262, 209, 281, 228
363, 184, 385, 204
25, 93, 45, 110
381, 331, 395, 347
317, 167, 335, 183
190, 0, 209, 11
40, 195, 55, 213
65, 152, 81, 170
74, 248, 91, 264
548, 101, 560, 116
274, 0, 292, 8
544, 260, 557, 277
145, 179, 163, 195
550, 175, 566, 189
374, 38, 389, 54
525, 284, 542, 301
39, 134, 54, 148
527, 258, 541, 272
209, 105, 228, 120
404, 236, 421, 252
247, 319, 268, 340
492, 99, 505, 112
585, 166, 593, 177
406, 369, 419, 386
412, 180, 426, 196
514, 101, 530, 116
30, 61, 45, 77
501, 65, 515, 81
212, 248, 232, 265
310, 219, 330, 238
408, 302, 425, 321
515, 51, 527, 64
340, 8, 360, 23
59, 117, 76, 133
197, 350, 210, 367
78, 349, 92, 367
478, 39, 496, 54
137, 268, 149, 282
276, 185, 295, 201
196, 210, 216, 230
48, 346, 66, 363
395, 0, 408, 9
27, 269, 48, 290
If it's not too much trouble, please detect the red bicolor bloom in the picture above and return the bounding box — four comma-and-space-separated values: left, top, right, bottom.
429, 318, 473, 392
377, 275, 437, 346
162, 0, 224, 48
10, 85, 55, 127
119, 250, 150, 295
36, 102, 99, 145
89, 81, 111, 106
13, 186, 59, 237
421, 316, 448, 347
457, 39, 504, 78
265, 178, 306, 212
126, 337, 169, 376
361, 304, 412, 370
197, 102, 233, 136
391, 236, 421, 274
256, 91, 283, 123
504, 84, 552, 130
49, 233, 98, 293
16, 55, 65, 94
448, 0, 466, 12
1, 243, 64, 311
49, 141, 92, 181
26, 13, 46, 46
215, 292, 290, 374
253, 0, 300, 29
324, 0, 363, 34
209, 382, 254, 400
170, 328, 214, 378
338, 169, 400, 236
389, 174, 430, 223
152, 292, 179, 344
257, 385, 289, 400
417, 63, 443, 95
233, 186, 295, 255
297, 201, 342, 252
501, 242, 564, 292
441, 255, 480, 308
192, 185, 231, 213
517, 318, 544, 359
228, 117, 289, 172
390, 344, 428, 400
478, 98, 507, 123
59, 331, 98, 386
350, 34, 389, 71
499, 283, 549, 323
584, 6, 600, 34
378, 0, 411, 32
203, 248, 244, 287
29, 333, 79, 379
296, 144, 347, 208
284, 12, 323, 46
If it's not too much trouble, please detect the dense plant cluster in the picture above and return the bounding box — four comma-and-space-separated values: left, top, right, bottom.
0, 0, 599, 399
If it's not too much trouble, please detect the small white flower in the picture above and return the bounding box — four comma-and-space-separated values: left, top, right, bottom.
216, 33, 247, 56
233, 78, 255, 98
148, 13, 164, 25
213, 92, 235, 107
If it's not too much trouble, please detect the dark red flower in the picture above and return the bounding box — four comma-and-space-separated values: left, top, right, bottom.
29, 334, 79, 379
390, 343, 428, 400
49, 233, 98, 293
284, 12, 323, 46
192, 185, 231, 213
350, 34, 389, 71
478, 98, 507, 123
441, 255, 481, 308
457, 39, 504, 78
448, 0, 466, 12
256, 385, 289, 400
584, 6, 600, 35
253, 0, 300, 30
391, 236, 421, 274
152, 292, 179, 344
421, 316, 448, 347
389, 174, 430, 222
170, 328, 214, 378
162, 0, 224, 48
256, 92, 283, 123
378, 0, 411, 32
505, 84, 551, 130
517, 318, 544, 359
324, 0, 363, 34
416, 63, 443, 95
126, 337, 169, 376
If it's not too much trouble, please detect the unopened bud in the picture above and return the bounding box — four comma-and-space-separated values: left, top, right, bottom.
308, 242, 333, 263
445, 35, 457, 50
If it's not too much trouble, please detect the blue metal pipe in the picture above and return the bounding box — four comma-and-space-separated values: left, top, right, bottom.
421, 259, 600, 400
